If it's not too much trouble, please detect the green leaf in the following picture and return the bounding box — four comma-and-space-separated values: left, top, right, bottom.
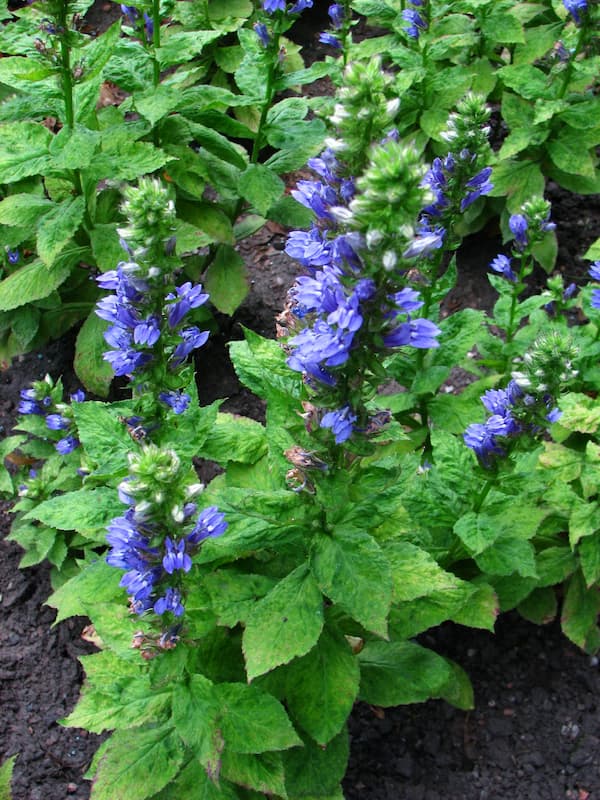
557, 393, 600, 434
285, 629, 360, 745
204, 569, 276, 627
156, 30, 220, 69
152, 760, 239, 800
282, 728, 349, 799
243, 564, 324, 681
0, 121, 53, 183
0, 193, 53, 227
358, 641, 452, 706
48, 124, 101, 171
518, 586, 557, 625
90, 224, 124, 273
0, 257, 72, 311
475, 537, 537, 578
536, 546, 577, 587
215, 682, 302, 753
497, 65, 552, 100
177, 200, 234, 245
204, 244, 248, 316
480, 10, 524, 42
72, 401, 133, 477
488, 159, 545, 212
384, 541, 464, 601
0, 755, 16, 800
547, 131, 596, 178
569, 500, 600, 548
310, 528, 392, 638
197, 412, 267, 465
172, 674, 223, 771
438, 659, 474, 710
238, 164, 285, 217
74, 311, 113, 397
23, 486, 121, 536
229, 328, 300, 400
579, 532, 600, 587
47, 558, 122, 623
220, 751, 287, 798
36, 196, 86, 267
561, 569, 600, 653
64, 651, 171, 734
90, 726, 184, 800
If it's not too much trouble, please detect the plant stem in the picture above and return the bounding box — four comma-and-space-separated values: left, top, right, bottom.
473, 477, 494, 513
505, 252, 528, 347
57, 7, 74, 129
152, 0, 161, 88
557, 25, 585, 100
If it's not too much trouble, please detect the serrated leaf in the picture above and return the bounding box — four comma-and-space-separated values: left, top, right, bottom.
358, 641, 452, 706
72, 401, 133, 476
579, 532, 600, 587
47, 558, 122, 623
238, 164, 284, 217
90, 224, 124, 273
90, 726, 184, 800
561, 569, 600, 653
221, 751, 287, 797
0, 121, 53, 182
285, 629, 360, 745
0, 755, 16, 800
204, 569, 276, 626
383, 541, 463, 601
0, 257, 72, 311
156, 29, 220, 68
243, 564, 324, 681
557, 393, 600, 434
172, 674, 223, 770
197, 412, 267, 465
23, 486, 121, 536
215, 683, 302, 754
74, 311, 113, 397
310, 528, 392, 638
36, 195, 86, 267
518, 586, 557, 625
205, 244, 248, 316
282, 727, 348, 799
0, 193, 53, 227
475, 536, 537, 578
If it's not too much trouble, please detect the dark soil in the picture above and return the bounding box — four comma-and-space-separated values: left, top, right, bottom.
2, 5, 600, 800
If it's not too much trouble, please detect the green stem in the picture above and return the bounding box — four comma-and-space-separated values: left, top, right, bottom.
152, 0, 161, 88
557, 24, 586, 100
473, 477, 494, 513
505, 252, 528, 346
57, 8, 74, 129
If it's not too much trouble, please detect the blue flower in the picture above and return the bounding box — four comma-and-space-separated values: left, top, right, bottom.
402, 7, 427, 38
7, 249, 19, 264
18, 388, 47, 415
461, 167, 493, 211
55, 435, 80, 455
383, 318, 441, 349
187, 506, 228, 544
46, 413, 70, 431
263, 0, 286, 10
319, 32, 342, 48
509, 214, 528, 250
591, 289, 600, 310
159, 390, 191, 414
463, 423, 504, 465
133, 315, 161, 346
563, 0, 587, 24
70, 389, 86, 403
588, 261, 600, 281
289, 0, 313, 11
171, 326, 210, 366
162, 537, 192, 574
292, 180, 338, 221
166, 282, 209, 328
285, 227, 333, 268
328, 3, 345, 28
490, 254, 516, 282
321, 405, 357, 444
154, 587, 185, 616
104, 346, 152, 377
403, 226, 445, 258
254, 21, 270, 46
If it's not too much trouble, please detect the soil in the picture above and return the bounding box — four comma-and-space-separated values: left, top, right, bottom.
2, 4, 600, 800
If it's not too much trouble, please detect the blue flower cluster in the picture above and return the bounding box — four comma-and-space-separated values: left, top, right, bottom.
319, 3, 345, 49
18, 379, 85, 455
120, 4, 153, 40
464, 381, 561, 467
402, 0, 427, 39
283, 147, 441, 443
107, 500, 227, 618
588, 261, 600, 309
563, 0, 588, 24
96, 264, 209, 412
262, 0, 312, 13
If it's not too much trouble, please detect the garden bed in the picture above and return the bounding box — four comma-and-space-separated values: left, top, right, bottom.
2, 181, 600, 799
